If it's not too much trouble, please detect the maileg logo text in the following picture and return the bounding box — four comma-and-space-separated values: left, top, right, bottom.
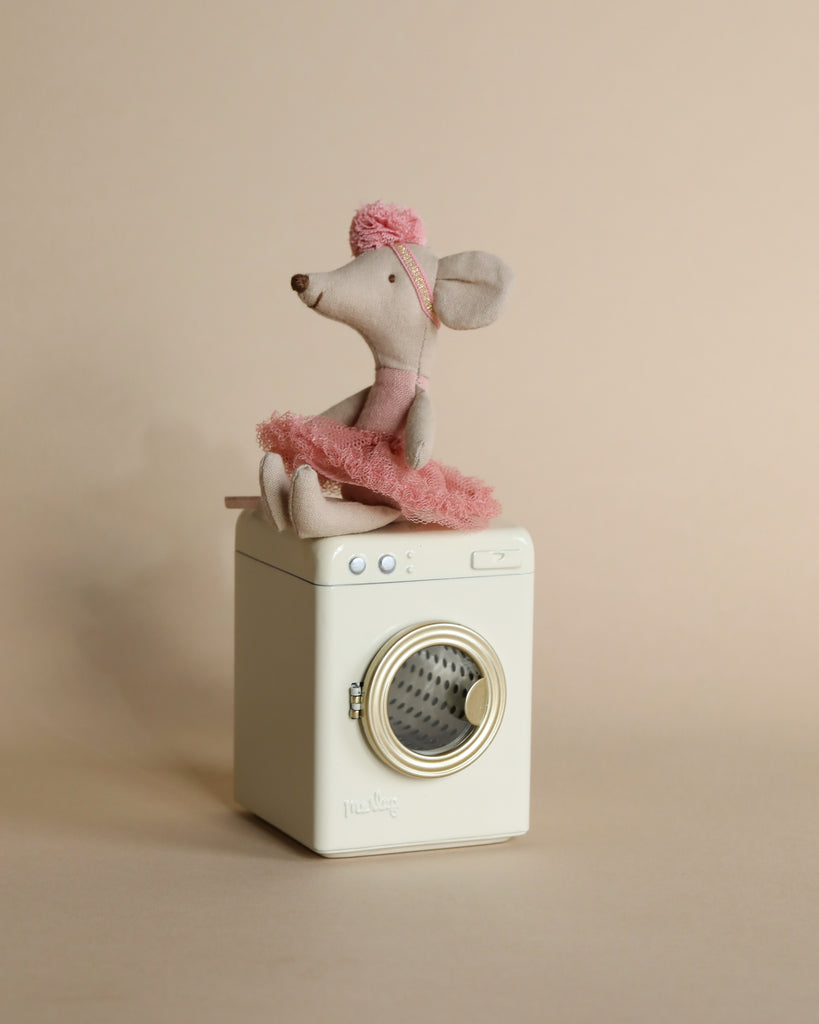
344, 791, 399, 820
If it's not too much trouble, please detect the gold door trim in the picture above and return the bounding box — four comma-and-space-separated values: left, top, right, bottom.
359, 622, 507, 778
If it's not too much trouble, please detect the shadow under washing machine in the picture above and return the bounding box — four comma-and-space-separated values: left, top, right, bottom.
234, 509, 535, 857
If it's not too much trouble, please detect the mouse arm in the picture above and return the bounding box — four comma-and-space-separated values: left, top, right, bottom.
404, 386, 435, 469
319, 387, 371, 425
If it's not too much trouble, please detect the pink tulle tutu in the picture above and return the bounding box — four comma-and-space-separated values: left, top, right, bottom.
256, 412, 501, 530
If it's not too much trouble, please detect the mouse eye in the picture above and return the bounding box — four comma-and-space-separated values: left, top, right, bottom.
388, 274, 396, 283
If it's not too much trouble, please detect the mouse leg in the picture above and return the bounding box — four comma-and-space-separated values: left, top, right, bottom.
259, 452, 292, 530
289, 465, 401, 538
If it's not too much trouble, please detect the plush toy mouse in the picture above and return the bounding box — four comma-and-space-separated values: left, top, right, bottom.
255, 201, 514, 538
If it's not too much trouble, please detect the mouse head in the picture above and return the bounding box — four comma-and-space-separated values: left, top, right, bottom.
291, 201, 514, 377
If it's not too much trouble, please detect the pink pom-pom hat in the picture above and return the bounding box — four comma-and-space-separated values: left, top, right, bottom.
349, 200, 426, 256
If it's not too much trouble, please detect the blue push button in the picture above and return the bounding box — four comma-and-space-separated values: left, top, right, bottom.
378, 554, 397, 574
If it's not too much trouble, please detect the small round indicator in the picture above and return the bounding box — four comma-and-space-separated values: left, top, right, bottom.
378, 554, 397, 574
348, 556, 366, 575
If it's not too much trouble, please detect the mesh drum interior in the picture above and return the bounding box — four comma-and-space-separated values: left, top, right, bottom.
387, 644, 481, 755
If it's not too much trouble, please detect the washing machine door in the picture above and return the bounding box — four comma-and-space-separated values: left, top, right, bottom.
355, 622, 506, 778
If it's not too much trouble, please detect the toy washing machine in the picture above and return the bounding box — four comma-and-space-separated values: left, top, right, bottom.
233, 509, 534, 857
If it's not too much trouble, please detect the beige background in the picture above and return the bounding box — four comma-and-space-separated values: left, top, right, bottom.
2, 1, 818, 1021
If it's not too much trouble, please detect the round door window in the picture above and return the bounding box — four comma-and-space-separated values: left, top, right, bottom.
359, 623, 506, 778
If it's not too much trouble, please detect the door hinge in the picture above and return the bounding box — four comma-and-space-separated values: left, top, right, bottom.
349, 682, 363, 719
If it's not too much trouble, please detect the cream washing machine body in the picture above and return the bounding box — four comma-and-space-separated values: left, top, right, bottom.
234, 509, 535, 857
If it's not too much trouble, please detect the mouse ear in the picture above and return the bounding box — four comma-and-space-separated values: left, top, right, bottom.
433, 251, 514, 330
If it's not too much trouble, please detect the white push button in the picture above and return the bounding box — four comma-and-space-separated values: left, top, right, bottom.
378, 554, 397, 574
348, 556, 366, 575
471, 549, 522, 571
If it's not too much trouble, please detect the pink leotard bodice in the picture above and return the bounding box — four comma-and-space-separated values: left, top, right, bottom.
355, 366, 429, 434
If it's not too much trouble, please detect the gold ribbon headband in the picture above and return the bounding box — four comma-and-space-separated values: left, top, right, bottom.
389, 243, 441, 328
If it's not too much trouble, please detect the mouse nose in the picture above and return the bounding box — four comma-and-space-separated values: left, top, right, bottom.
291, 274, 309, 294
